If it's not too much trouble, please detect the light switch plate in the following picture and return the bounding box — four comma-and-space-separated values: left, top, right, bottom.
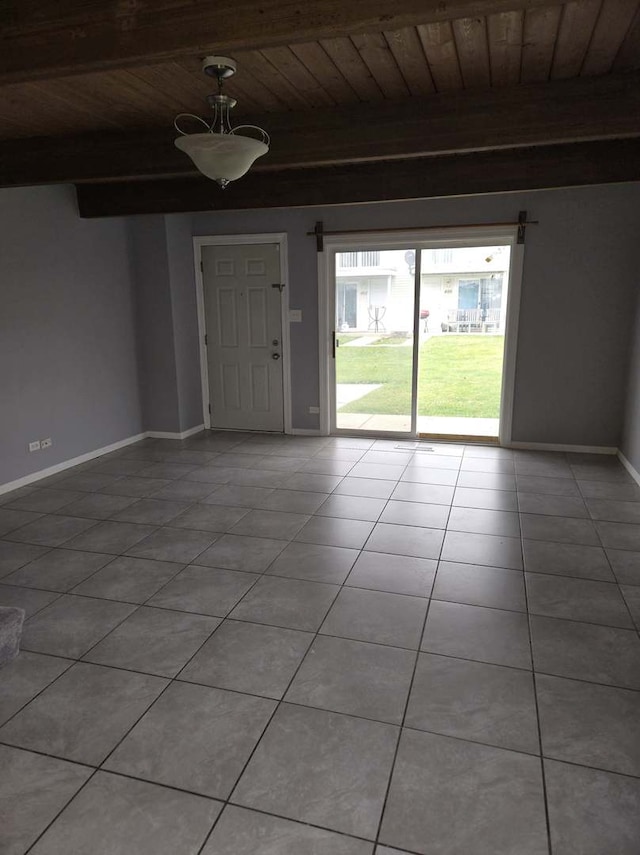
289, 309, 302, 323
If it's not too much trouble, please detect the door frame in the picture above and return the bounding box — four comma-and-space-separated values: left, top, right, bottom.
194, 233, 292, 433
318, 226, 524, 445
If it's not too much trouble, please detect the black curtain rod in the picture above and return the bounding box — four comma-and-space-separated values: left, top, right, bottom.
308, 212, 538, 250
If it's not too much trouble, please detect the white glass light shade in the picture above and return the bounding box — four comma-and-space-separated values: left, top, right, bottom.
174, 133, 268, 184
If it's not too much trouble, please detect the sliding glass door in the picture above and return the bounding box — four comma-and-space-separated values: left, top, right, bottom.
334, 248, 416, 432
330, 237, 513, 440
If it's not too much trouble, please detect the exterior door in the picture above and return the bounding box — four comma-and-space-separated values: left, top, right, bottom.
202, 243, 284, 431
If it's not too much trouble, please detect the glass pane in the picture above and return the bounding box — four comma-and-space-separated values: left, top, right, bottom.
335, 248, 415, 432
418, 244, 510, 438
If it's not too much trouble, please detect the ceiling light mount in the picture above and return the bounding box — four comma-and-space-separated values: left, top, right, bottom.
174, 55, 269, 189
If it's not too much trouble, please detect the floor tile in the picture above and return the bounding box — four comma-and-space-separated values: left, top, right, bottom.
0, 745, 92, 855
230, 509, 310, 540
316, 494, 386, 521
620, 584, 640, 628
400, 466, 459, 486
529, 615, 640, 688
84, 606, 219, 677
520, 513, 599, 545
180, 620, 312, 698
346, 551, 436, 597
364, 523, 444, 559
58, 472, 125, 492
433, 561, 526, 611
461, 457, 514, 474
0, 584, 60, 617
170, 504, 248, 532
22, 594, 136, 658
72, 555, 182, 603
391, 482, 454, 505
281, 472, 343, 493
596, 520, 640, 550
3, 548, 112, 592
408, 454, 461, 471
349, 462, 406, 481
126, 527, 217, 563
379, 500, 449, 529
523, 539, 614, 581
605, 547, 640, 584
0, 541, 49, 577
105, 681, 276, 798
195, 534, 286, 572
91, 457, 157, 476
100, 475, 173, 497
526, 573, 633, 627
28, 771, 220, 855
453, 486, 518, 511
518, 493, 588, 518
545, 759, 640, 855
201, 805, 373, 855
405, 653, 539, 753
147, 565, 258, 615
59, 492, 138, 520
138, 461, 199, 479
379, 729, 547, 855
578, 479, 640, 501
333, 477, 396, 499
516, 475, 581, 496
362, 450, 413, 466
230, 576, 339, 631
537, 673, 640, 777
147, 480, 218, 502
441, 530, 523, 570
0, 662, 167, 765
584, 497, 640, 524
112, 498, 192, 525
422, 601, 531, 668
448, 506, 520, 537
300, 458, 355, 476
7, 514, 96, 547
294, 516, 374, 549
233, 703, 398, 839
0, 652, 71, 725
571, 464, 632, 483
5, 488, 84, 514
321, 587, 427, 649
286, 635, 415, 724
456, 471, 516, 491
202, 484, 275, 507
256, 488, 328, 513
63, 520, 156, 554
266, 541, 358, 584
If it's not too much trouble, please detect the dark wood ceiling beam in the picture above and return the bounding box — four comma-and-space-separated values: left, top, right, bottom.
75, 138, 640, 217
2, 72, 639, 188
1, 0, 583, 84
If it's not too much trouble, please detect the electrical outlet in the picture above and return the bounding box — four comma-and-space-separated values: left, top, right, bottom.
29, 440, 41, 452
308, 406, 320, 414
41, 438, 52, 449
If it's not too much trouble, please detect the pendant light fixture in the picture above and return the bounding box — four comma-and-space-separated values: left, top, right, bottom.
174, 56, 269, 188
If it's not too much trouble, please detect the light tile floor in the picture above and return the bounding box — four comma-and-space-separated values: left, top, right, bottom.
1, 433, 640, 854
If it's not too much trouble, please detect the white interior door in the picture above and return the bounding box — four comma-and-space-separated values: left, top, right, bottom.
202, 243, 284, 432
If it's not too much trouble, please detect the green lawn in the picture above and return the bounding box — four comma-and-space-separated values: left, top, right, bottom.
337, 335, 504, 417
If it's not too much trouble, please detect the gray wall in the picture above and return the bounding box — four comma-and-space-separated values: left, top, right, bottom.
0, 185, 142, 486
187, 182, 640, 444
621, 288, 640, 470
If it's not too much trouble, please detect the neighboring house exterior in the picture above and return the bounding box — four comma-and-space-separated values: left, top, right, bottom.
336, 246, 511, 335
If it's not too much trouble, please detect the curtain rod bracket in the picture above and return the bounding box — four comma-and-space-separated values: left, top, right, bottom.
314, 221, 324, 253
517, 211, 527, 244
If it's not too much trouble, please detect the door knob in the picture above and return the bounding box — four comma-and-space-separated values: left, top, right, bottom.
272, 353, 281, 360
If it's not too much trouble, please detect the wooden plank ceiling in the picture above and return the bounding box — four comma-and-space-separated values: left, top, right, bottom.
1, 0, 639, 213
1, 0, 639, 140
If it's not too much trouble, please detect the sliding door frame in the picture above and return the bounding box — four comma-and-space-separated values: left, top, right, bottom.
318, 226, 524, 445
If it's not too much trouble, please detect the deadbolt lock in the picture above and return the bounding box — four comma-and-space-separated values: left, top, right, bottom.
272, 339, 279, 346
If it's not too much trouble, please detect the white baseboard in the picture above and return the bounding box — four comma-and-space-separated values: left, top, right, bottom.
147, 424, 205, 440
507, 441, 618, 454
617, 451, 640, 487
288, 428, 323, 436
0, 432, 147, 496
